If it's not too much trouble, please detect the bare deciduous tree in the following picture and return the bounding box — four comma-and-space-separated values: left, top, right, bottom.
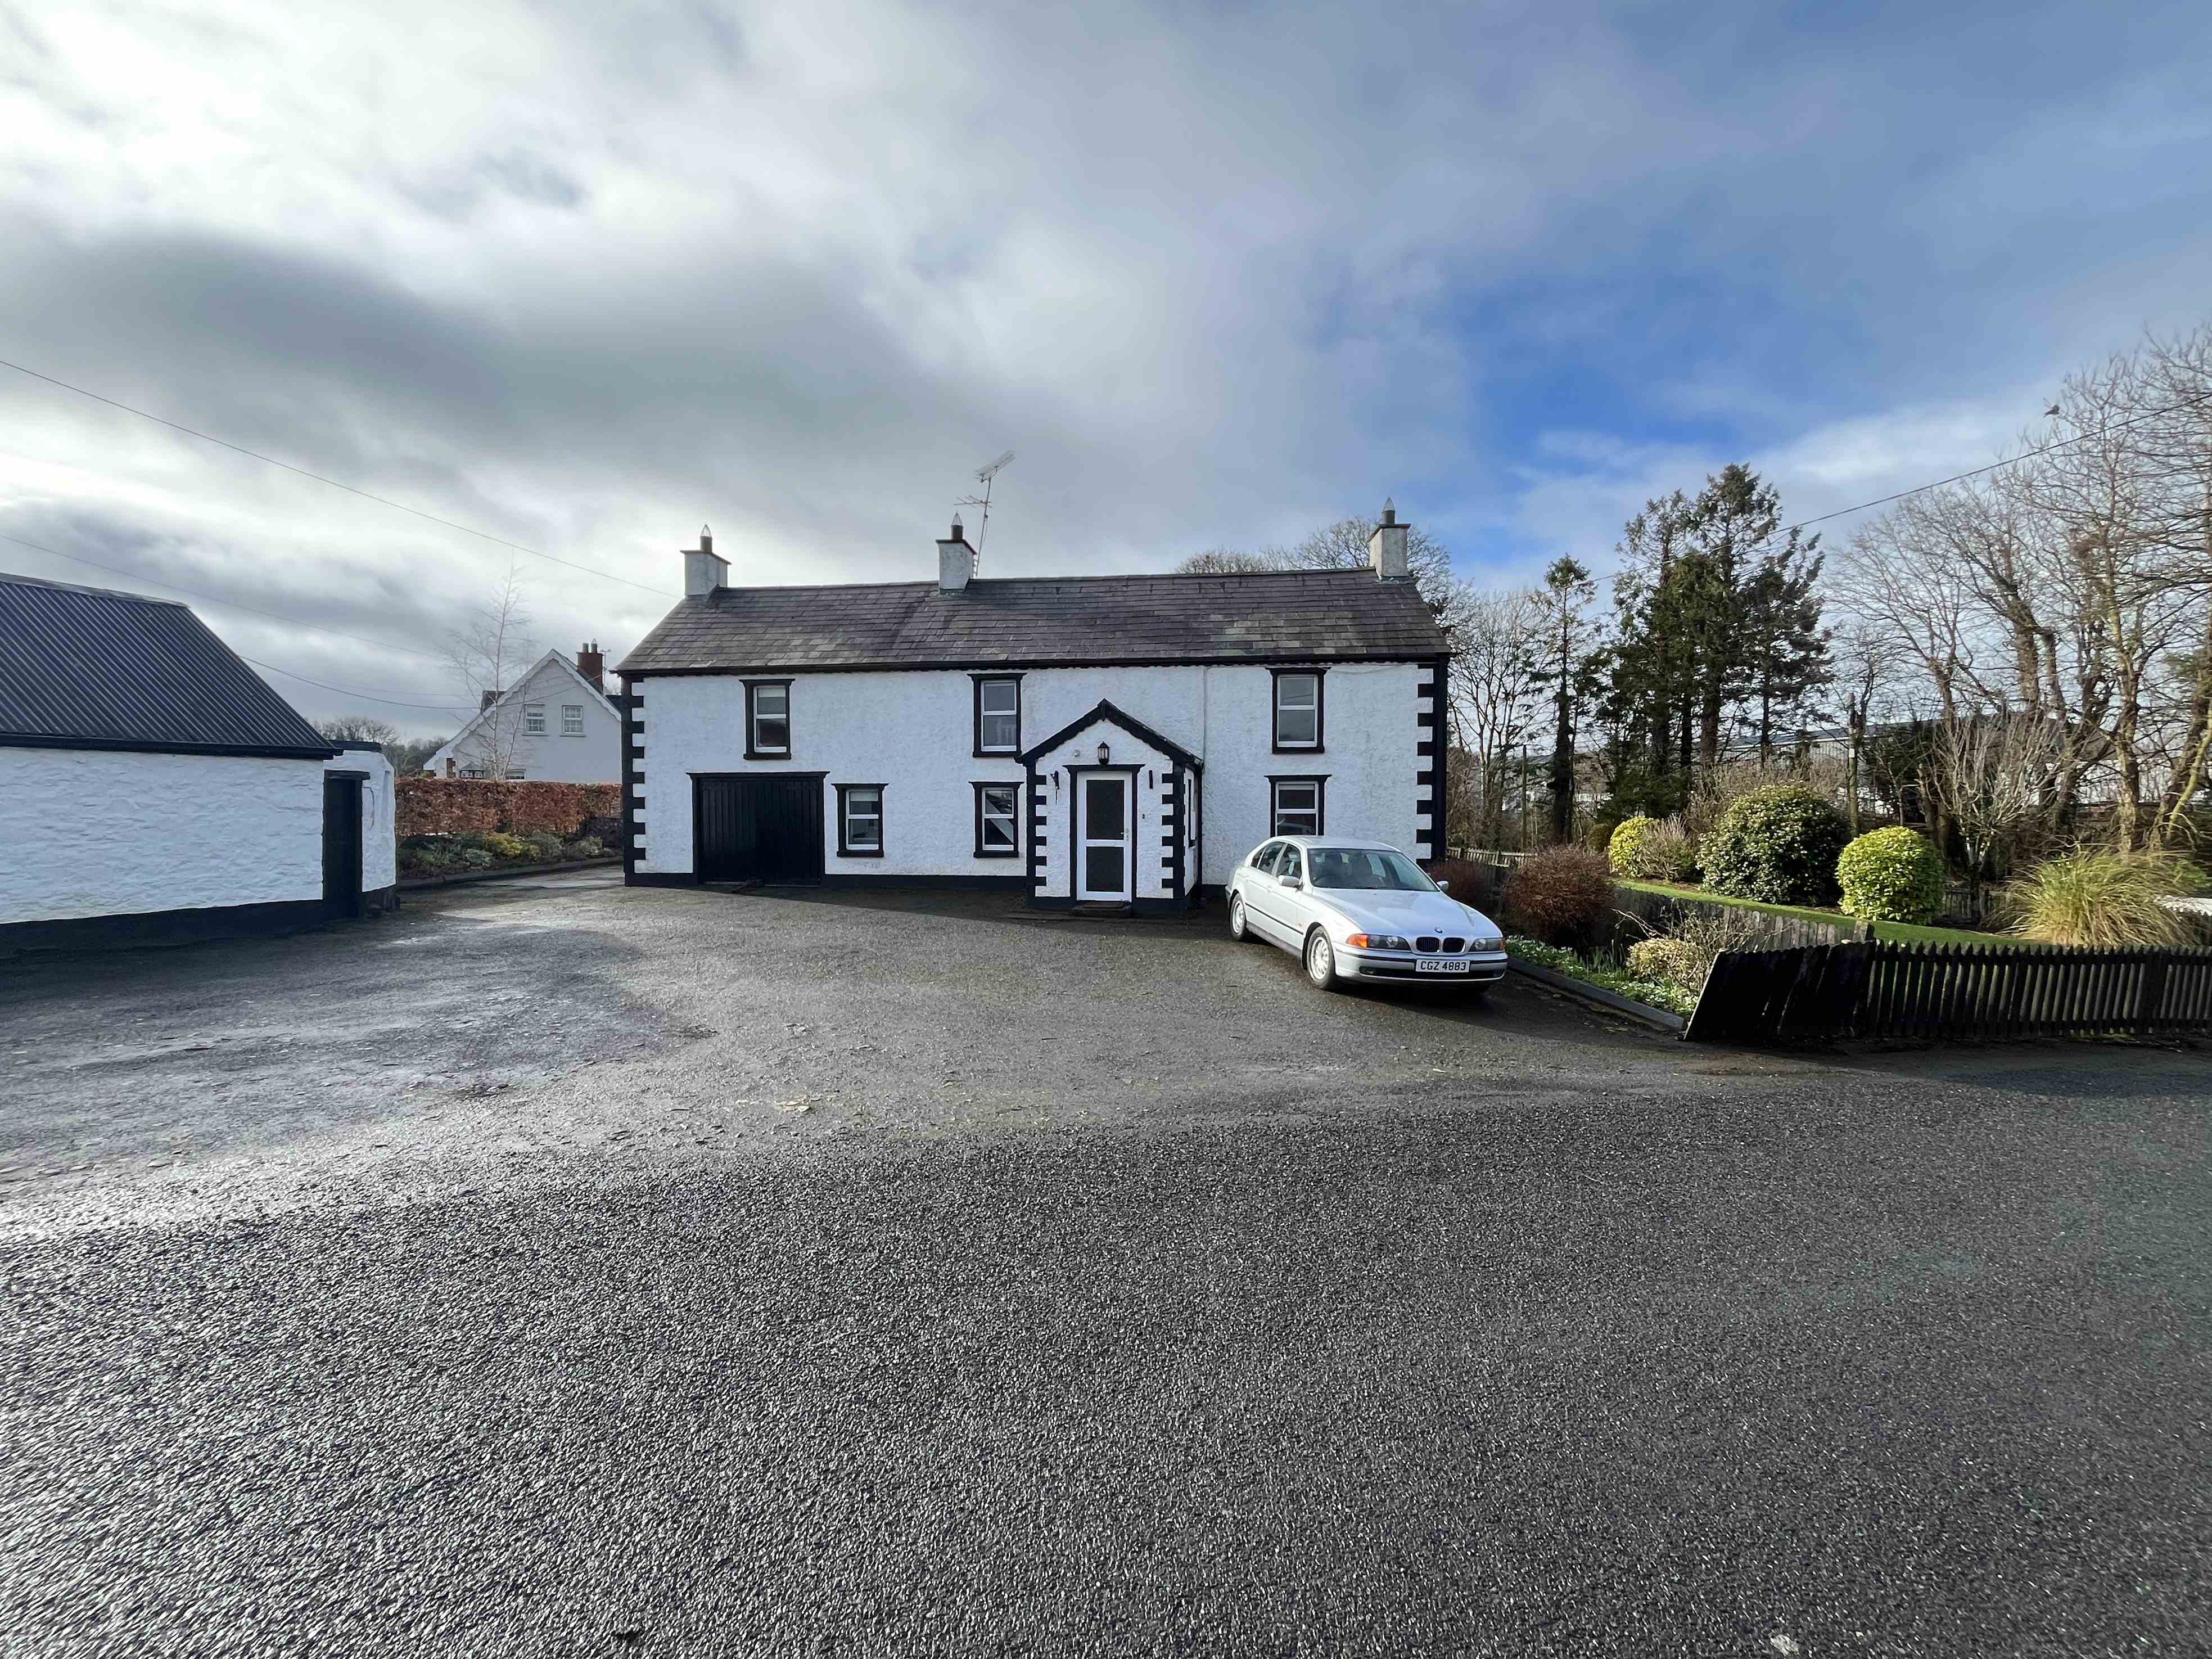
444, 563, 538, 779
1924, 709, 2069, 880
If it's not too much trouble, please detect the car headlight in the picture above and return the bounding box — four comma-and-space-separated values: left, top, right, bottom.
1471, 934, 1503, 952
1345, 932, 1410, 951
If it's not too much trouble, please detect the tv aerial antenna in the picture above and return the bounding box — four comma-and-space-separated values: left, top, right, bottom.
955, 450, 1014, 568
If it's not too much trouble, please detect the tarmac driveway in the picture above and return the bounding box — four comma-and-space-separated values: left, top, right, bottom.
2, 874, 2207, 1655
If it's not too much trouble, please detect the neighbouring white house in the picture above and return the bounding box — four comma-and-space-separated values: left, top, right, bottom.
426, 644, 624, 782
615, 510, 1450, 914
0, 571, 396, 955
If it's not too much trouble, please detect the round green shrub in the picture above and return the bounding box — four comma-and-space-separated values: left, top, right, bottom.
1699, 785, 1852, 907
566, 836, 605, 859
1607, 816, 1659, 875
522, 830, 565, 860
458, 848, 496, 870
1836, 827, 1945, 924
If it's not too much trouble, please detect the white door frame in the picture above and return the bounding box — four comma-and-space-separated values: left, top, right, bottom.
1075, 770, 1134, 900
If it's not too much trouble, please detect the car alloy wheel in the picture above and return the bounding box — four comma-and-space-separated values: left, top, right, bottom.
1229, 895, 1249, 940
1304, 928, 1339, 990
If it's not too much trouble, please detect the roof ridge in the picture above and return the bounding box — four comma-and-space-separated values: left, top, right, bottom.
0, 568, 189, 607
706, 566, 1380, 598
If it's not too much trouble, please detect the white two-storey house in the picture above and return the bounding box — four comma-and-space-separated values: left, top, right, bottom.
616, 510, 1450, 915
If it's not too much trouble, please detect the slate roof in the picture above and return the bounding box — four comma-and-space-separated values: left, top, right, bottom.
0, 571, 338, 759
618, 567, 1450, 675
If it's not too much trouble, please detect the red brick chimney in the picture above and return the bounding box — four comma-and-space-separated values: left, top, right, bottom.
576, 641, 604, 692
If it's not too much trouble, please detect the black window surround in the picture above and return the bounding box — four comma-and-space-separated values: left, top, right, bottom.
1271, 667, 1325, 753
744, 679, 792, 760
1267, 774, 1327, 837
836, 782, 884, 857
970, 673, 1024, 758
972, 781, 1021, 858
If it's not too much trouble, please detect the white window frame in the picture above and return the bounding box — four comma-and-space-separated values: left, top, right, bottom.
1272, 671, 1321, 750
839, 784, 883, 855
561, 702, 584, 737
523, 702, 546, 735
1271, 778, 1322, 837
975, 782, 1019, 856
976, 678, 1020, 754
747, 680, 792, 758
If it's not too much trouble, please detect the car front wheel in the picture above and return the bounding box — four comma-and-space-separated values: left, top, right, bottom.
1229, 893, 1251, 941
1304, 928, 1341, 991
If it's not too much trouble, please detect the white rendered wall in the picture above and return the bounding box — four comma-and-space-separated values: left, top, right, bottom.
428, 657, 621, 783
326, 747, 398, 891
631, 660, 1427, 887
0, 749, 326, 924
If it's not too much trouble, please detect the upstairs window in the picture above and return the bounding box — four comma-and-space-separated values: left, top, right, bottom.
974, 676, 1022, 755
1272, 670, 1322, 751
1270, 777, 1324, 837
523, 703, 546, 734
746, 680, 792, 758
561, 703, 584, 736
974, 782, 1019, 857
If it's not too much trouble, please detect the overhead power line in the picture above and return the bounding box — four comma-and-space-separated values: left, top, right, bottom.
0, 355, 679, 598
0, 530, 448, 662
1782, 384, 2212, 536
1, 528, 470, 713
234, 653, 474, 714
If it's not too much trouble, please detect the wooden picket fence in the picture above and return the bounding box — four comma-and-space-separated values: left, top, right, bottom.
1686, 939, 2212, 1045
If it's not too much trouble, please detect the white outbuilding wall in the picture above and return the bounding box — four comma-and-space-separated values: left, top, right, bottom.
0, 749, 327, 925
326, 744, 398, 895
630, 660, 1430, 892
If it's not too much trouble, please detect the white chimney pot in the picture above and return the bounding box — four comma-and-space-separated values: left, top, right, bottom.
937, 519, 974, 592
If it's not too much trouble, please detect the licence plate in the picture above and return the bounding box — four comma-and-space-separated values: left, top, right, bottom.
1415, 957, 1471, 974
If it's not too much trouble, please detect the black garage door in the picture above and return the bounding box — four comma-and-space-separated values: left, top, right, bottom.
694, 774, 825, 883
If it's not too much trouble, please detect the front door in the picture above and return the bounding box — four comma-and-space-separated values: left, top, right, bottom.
1077, 773, 1132, 900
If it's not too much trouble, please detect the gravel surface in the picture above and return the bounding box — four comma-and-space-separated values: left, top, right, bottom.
2, 874, 2207, 1656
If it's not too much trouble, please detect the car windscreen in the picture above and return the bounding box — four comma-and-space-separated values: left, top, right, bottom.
1308, 849, 1437, 891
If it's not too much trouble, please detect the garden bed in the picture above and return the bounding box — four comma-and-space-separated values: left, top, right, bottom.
1504, 938, 1695, 1027
1613, 876, 2026, 950
399, 855, 620, 890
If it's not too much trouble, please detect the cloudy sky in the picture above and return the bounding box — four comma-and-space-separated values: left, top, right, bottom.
4, 1, 2210, 734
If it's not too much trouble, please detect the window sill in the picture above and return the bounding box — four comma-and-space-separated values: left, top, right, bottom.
744, 751, 794, 763
837, 847, 886, 860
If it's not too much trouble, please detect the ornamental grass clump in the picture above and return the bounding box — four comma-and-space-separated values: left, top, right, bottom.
1998, 850, 2195, 950
1835, 827, 1945, 925
1625, 936, 1707, 993
1699, 785, 1852, 907
1609, 815, 1697, 883
1500, 846, 1617, 950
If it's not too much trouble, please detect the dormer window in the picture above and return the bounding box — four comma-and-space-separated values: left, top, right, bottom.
973, 675, 1022, 756
1272, 669, 1322, 751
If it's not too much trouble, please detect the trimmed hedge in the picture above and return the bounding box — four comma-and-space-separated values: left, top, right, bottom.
1836, 827, 1944, 925
396, 779, 619, 838
1700, 785, 1852, 907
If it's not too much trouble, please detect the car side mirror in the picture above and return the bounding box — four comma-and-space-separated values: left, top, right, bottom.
1434, 878, 1450, 894
1280, 876, 1303, 891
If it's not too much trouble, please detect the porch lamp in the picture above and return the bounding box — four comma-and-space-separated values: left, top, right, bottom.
1096, 741, 1111, 766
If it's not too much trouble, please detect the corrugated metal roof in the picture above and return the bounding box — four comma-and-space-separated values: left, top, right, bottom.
0, 571, 338, 757
618, 567, 1450, 675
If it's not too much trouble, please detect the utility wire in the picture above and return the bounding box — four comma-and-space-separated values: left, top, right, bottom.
234, 654, 474, 713
1782, 384, 2212, 535
0, 530, 449, 662
2, 529, 471, 711
0, 355, 679, 598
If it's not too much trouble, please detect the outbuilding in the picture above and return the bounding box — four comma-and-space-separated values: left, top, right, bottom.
0, 571, 396, 955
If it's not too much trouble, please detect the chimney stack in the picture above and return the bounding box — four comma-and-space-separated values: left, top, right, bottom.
576, 640, 604, 691
937, 516, 973, 593
684, 524, 729, 598
1368, 497, 1409, 582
